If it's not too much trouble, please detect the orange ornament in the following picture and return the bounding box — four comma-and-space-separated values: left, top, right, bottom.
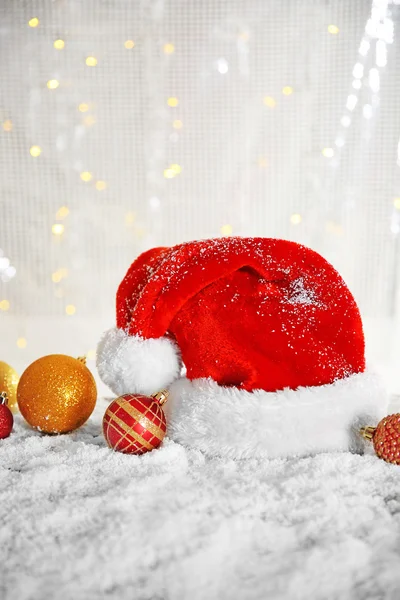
17, 355, 97, 434
360, 414, 400, 464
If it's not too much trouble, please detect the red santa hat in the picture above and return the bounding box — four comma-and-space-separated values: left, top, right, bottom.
97, 237, 387, 459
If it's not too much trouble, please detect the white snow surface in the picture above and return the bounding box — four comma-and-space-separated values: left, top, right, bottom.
1, 400, 400, 600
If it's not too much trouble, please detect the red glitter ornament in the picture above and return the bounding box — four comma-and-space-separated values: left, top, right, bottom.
0, 391, 13, 439
103, 391, 168, 454
360, 414, 400, 464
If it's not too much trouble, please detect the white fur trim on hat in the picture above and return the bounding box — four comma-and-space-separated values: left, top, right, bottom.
97, 327, 182, 396
165, 372, 388, 459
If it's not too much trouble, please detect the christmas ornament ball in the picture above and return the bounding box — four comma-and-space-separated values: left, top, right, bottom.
0, 361, 19, 413
103, 393, 167, 454
0, 392, 13, 439
372, 414, 400, 464
17, 355, 97, 434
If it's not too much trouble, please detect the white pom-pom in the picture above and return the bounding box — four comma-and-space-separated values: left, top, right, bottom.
97, 327, 182, 396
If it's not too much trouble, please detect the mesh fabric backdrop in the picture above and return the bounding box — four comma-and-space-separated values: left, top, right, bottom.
0, 0, 399, 391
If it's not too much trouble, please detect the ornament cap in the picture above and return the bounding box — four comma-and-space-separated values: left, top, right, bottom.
151, 389, 169, 406
77, 356, 87, 365
360, 425, 376, 441
0, 391, 8, 406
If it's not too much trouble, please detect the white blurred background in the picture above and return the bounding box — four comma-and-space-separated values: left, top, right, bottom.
0, 0, 399, 393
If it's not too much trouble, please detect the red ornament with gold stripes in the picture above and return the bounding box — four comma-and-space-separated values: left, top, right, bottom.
103, 391, 169, 454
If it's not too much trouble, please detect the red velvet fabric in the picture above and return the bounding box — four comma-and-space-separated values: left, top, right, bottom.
116, 238, 365, 392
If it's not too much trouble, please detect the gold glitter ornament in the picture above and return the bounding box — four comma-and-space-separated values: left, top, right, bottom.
0, 361, 19, 413
17, 355, 97, 434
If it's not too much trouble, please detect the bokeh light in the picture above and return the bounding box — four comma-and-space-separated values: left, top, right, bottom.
85, 56, 97, 67
56, 206, 69, 219
30, 146, 41, 157
80, 171, 93, 182
290, 214, 302, 225
328, 25, 339, 34
47, 79, 59, 90
52, 224, 64, 235
322, 148, 334, 158
54, 39, 65, 50
220, 224, 233, 236
0, 300, 10, 311
263, 96, 276, 108
65, 305, 76, 316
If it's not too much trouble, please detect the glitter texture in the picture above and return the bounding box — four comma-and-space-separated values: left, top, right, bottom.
17, 355, 97, 434
373, 414, 400, 465
0, 361, 19, 412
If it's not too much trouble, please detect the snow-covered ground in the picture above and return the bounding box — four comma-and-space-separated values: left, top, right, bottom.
1, 398, 400, 600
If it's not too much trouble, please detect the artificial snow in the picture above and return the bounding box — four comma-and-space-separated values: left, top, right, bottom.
1, 400, 400, 600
